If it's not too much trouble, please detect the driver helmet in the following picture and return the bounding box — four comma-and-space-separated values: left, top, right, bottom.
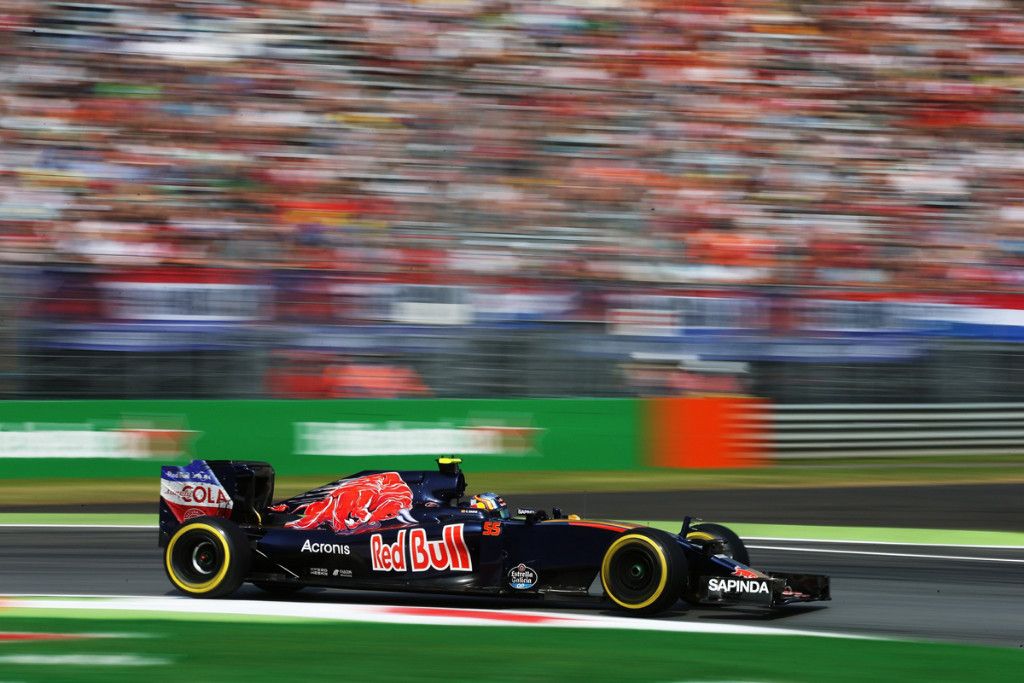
469, 492, 509, 520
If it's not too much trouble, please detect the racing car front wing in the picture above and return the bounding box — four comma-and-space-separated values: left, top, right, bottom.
695, 572, 830, 607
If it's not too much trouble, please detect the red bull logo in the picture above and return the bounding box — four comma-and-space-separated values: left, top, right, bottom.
286, 472, 415, 534
372, 530, 409, 571
732, 567, 760, 579
371, 524, 473, 572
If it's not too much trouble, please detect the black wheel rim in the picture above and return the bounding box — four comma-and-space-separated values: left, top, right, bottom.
192, 541, 218, 575
608, 543, 660, 603
171, 531, 224, 584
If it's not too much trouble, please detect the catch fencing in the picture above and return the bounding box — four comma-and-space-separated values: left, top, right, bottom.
759, 402, 1024, 458
6, 265, 1024, 403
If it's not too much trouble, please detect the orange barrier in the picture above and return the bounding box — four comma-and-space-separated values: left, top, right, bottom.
646, 396, 767, 468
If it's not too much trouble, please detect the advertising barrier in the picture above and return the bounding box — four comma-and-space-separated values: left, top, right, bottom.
646, 397, 766, 468
0, 399, 642, 479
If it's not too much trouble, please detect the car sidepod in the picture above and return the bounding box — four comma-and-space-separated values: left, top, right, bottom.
251, 517, 508, 593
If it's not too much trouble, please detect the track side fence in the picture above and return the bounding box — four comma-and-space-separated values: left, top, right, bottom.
754, 403, 1024, 459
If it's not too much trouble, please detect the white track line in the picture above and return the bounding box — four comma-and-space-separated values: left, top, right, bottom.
2, 594, 154, 599
0, 654, 169, 667
747, 544, 1024, 564
0, 595, 871, 639
743, 537, 1024, 550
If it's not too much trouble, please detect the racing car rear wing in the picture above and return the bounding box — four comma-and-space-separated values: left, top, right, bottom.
159, 459, 275, 546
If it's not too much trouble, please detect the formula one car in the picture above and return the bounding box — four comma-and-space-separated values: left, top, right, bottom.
159, 458, 829, 615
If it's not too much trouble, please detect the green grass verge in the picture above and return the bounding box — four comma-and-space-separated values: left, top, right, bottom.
2, 459, 1023, 506
0, 615, 1018, 682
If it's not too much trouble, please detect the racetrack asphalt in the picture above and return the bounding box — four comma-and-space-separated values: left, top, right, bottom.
516, 482, 1024, 532
4, 482, 1023, 531
2, 527, 1022, 648
3, 483, 1021, 648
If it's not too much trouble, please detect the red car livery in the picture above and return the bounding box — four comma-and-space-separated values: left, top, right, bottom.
160, 460, 234, 522
370, 523, 472, 572
283, 471, 415, 534
158, 459, 831, 614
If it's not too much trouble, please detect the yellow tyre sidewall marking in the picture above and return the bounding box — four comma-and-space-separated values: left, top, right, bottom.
601, 534, 669, 610
686, 531, 716, 542
165, 523, 232, 594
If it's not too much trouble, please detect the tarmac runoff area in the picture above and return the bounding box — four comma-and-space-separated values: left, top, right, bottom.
1, 482, 1022, 651
4, 481, 1022, 531
512, 482, 1024, 532
2, 522, 1024, 648
0, 595, 862, 639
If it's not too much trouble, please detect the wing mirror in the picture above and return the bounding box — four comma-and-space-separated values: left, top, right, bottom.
516, 508, 549, 524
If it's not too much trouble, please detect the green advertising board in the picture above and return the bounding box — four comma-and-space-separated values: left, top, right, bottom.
0, 399, 641, 479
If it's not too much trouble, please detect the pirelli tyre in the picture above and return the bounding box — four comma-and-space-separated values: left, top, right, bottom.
683, 522, 750, 605
164, 517, 251, 598
600, 529, 687, 615
685, 522, 750, 565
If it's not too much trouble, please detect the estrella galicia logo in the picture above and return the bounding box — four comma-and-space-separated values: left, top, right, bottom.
508, 563, 538, 590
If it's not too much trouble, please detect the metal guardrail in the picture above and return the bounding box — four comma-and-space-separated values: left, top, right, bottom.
751, 403, 1024, 458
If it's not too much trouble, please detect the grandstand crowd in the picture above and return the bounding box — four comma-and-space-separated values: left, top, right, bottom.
2, 0, 1024, 290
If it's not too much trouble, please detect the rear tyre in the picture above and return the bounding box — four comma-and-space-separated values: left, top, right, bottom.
253, 581, 304, 596
600, 529, 687, 615
164, 517, 251, 598
683, 522, 750, 606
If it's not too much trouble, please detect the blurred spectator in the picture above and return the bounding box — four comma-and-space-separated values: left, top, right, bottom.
325, 359, 431, 399
267, 351, 430, 399
622, 359, 749, 396
266, 352, 334, 399
5, 0, 1024, 402
1, 0, 1023, 290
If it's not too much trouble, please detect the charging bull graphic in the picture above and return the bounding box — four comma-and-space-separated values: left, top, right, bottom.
284, 472, 415, 534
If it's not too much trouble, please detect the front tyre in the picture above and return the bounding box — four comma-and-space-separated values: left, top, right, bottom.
686, 522, 749, 565
683, 522, 750, 606
164, 517, 251, 598
600, 530, 687, 615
